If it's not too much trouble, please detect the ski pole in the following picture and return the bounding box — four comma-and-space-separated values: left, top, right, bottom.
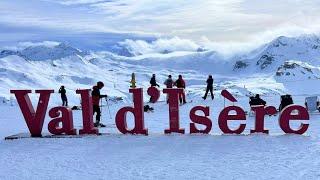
100, 98, 103, 122
105, 97, 113, 120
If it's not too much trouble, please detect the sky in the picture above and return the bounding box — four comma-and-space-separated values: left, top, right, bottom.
1, 0, 320, 52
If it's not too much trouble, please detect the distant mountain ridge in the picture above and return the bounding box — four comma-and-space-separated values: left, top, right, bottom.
1, 34, 320, 103
0, 43, 86, 61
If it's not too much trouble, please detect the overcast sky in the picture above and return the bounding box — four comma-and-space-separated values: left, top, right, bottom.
1, 0, 320, 47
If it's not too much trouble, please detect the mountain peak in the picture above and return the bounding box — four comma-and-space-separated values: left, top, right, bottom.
0, 42, 86, 61
235, 34, 320, 72
270, 34, 320, 48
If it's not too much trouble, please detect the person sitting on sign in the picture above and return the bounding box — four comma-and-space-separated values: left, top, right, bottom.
279, 94, 293, 111
150, 74, 160, 87
249, 94, 266, 106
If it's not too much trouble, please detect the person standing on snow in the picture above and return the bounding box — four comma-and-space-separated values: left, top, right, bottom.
174, 75, 187, 104
164, 75, 174, 88
203, 75, 214, 100
92, 81, 108, 127
150, 74, 160, 87
164, 75, 174, 103
58, 85, 68, 106
130, 73, 136, 88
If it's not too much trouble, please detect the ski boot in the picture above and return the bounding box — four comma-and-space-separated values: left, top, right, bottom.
94, 122, 100, 127
99, 123, 106, 128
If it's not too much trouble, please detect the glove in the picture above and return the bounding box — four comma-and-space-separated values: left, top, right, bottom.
101, 95, 108, 98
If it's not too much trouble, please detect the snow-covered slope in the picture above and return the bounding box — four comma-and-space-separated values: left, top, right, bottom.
275, 60, 320, 80
1, 35, 320, 105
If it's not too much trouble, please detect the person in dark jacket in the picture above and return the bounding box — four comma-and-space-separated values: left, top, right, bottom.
174, 75, 186, 104
203, 75, 214, 100
92, 81, 108, 127
150, 74, 160, 87
59, 85, 68, 106
249, 94, 266, 106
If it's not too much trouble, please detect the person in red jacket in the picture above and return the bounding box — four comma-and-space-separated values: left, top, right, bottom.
174, 75, 187, 104
92, 81, 107, 127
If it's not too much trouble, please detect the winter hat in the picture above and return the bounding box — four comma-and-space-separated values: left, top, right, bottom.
97, 81, 104, 87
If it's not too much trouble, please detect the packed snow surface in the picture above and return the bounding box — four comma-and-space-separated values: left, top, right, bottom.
0, 96, 320, 180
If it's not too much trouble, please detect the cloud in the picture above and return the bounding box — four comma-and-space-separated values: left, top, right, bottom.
50, 0, 109, 5
117, 37, 203, 56
1, 0, 320, 54
18, 41, 60, 48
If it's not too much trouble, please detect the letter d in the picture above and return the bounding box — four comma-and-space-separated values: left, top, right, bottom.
115, 88, 148, 135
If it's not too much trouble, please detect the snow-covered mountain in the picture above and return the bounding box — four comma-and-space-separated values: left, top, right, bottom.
234, 35, 320, 73
276, 60, 320, 80
1, 34, 320, 105
0, 43, 86, 61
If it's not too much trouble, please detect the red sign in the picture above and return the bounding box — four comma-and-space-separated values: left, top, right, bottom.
10, 88, 310, 137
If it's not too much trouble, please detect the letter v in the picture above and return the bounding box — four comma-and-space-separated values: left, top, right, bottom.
10, 90, 54, 137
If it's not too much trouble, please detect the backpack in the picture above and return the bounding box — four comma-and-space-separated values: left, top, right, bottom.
144, 105, 154, 112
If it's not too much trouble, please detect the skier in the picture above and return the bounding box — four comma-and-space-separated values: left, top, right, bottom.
150, 74, 160, 87
174, 75, 187, 104
92, 81, 108, 127
130, 73, 136, 88
164, 75, 174, 103
58, 85, 68, 106
202, 75, 214, 100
